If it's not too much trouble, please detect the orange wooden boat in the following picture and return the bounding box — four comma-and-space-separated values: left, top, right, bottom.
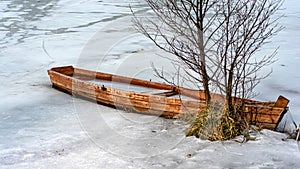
48, 65, 289, 130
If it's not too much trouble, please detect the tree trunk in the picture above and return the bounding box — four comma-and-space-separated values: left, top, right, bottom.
226, 69, 234, 113
198, 29, 211, 107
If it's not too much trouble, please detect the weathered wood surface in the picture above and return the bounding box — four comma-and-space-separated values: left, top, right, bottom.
48, 65, 290, 130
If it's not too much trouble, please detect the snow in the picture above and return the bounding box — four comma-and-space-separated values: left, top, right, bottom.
0, 0, 300, 168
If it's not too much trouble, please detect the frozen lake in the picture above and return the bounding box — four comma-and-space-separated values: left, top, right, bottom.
1, 0, 300, 168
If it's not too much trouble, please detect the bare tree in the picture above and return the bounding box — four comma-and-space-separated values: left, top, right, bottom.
132, 0, 282, 109
132, 0, 283, 139
214, 0, 283, 113
132, 0, 221, 106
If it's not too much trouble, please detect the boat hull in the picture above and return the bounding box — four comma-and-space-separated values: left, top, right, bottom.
48, 66, 289, 130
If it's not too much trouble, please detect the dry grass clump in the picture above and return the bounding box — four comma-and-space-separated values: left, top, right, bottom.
186, 103, 248, 141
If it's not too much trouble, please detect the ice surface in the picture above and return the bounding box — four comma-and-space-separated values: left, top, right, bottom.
1, 0, 300, 168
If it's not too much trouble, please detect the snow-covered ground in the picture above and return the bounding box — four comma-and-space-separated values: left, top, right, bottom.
1, 0, 300, 168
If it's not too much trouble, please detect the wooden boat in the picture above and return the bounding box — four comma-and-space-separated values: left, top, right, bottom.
48, 65, 289, 130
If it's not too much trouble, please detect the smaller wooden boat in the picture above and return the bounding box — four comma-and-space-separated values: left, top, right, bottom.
48, 66, 289, 130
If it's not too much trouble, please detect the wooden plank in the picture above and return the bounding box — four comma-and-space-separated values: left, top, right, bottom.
50, 66, 74, 76
243, 105, 284, 115
274, 95, 290, 108
245, 112, 282, 124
